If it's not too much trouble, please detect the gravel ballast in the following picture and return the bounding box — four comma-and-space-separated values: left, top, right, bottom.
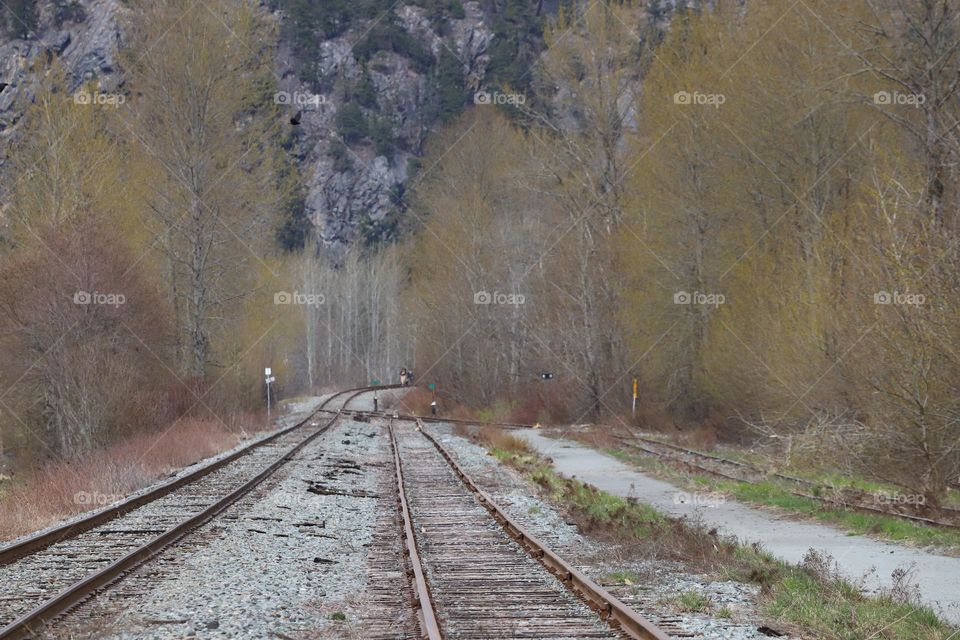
34, 398, 784, 640
58, 412, 403, 639
429, 423, 798, 640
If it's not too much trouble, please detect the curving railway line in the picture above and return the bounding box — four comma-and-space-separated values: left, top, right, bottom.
372, 410, 960, 531
0, 384, 398, 640
387, 416, 669, 640
0, 387, 672, 640
612, 434, 960, 529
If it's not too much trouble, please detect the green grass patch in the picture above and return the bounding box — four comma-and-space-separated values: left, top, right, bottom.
472, 432, 959, 639
676, 589, 710, 612
476, 400, 520, 423
609, 447, 960, 553
767, 569, 946, 640
605, 569, 643, 585
527, 464, 666, 539
723, 480, 960, 550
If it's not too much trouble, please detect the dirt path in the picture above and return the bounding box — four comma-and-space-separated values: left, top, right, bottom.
519, 430, 960, 625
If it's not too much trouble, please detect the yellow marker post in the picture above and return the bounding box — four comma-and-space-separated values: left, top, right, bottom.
632, 378, 638, 418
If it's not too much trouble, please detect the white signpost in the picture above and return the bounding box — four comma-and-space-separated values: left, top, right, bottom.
265, 367, 275, 423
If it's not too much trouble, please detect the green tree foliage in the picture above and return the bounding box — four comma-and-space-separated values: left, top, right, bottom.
357, 204, 403, 247
369, 117, 395, 159
2, 0, 37, 39
126, 0, 282, 378
1, 67, 173, 456
618, 0, 960, 501
406, 110, 554, 407
330, 139, 354, 172
431, 45, 466, 122
353, 70, 378, 109
278, 0, 354, 43
52, 0, 85, 26
352, 14, 433, 73
402, 0, 960, 503
483, 0, 543, 94
275, 186, 311, 252
336, 103, 369, 144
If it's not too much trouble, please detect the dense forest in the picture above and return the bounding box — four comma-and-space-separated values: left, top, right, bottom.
0, 0, 958, 507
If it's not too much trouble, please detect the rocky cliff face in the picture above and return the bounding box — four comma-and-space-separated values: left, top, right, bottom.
0, 1, 506, 255
273, 2, 494, 256
0, 0, 124, 172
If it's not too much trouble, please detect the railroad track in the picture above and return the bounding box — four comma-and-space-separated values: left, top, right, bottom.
612, 434, 960, 529
0, 384, 398, 640
387, 415, 670, 640
373, 409, 960, 532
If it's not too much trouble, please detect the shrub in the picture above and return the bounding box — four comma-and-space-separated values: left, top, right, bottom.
329, 139, 354, 172
336, 103, 368, 144
352, 16, 433, 74
2, 0, 37, 39
0, 221, 174, 456
369, 117, 394, 159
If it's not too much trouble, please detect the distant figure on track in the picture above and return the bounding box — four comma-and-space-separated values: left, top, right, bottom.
399, 367, 415, 386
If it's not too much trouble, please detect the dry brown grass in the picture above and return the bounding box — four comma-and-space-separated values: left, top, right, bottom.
396, 388, 481, 422
565, 426, 623, 451
460, 425, 772, 579
0, 411, 267, 541
396, 387, 437, 415
475, 426, 534, 455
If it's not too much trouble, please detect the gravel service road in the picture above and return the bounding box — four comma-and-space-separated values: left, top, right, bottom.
519, 430, 960, 625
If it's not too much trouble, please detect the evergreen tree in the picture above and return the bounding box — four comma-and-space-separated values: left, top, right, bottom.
3, 0, 37, 39
433, 45, 466, 122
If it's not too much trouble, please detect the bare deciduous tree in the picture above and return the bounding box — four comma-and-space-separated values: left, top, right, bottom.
125, 0, 281, 378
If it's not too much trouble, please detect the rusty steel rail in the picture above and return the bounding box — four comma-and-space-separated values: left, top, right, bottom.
387, 420, 443, 640
0, 385, 402, 566
0, 384, 393, 640
387, 409, 960, 531
329, 406, 533, 430
400, 412, 533, 430
411, 418, 670, 640
615, 434, 960, 530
